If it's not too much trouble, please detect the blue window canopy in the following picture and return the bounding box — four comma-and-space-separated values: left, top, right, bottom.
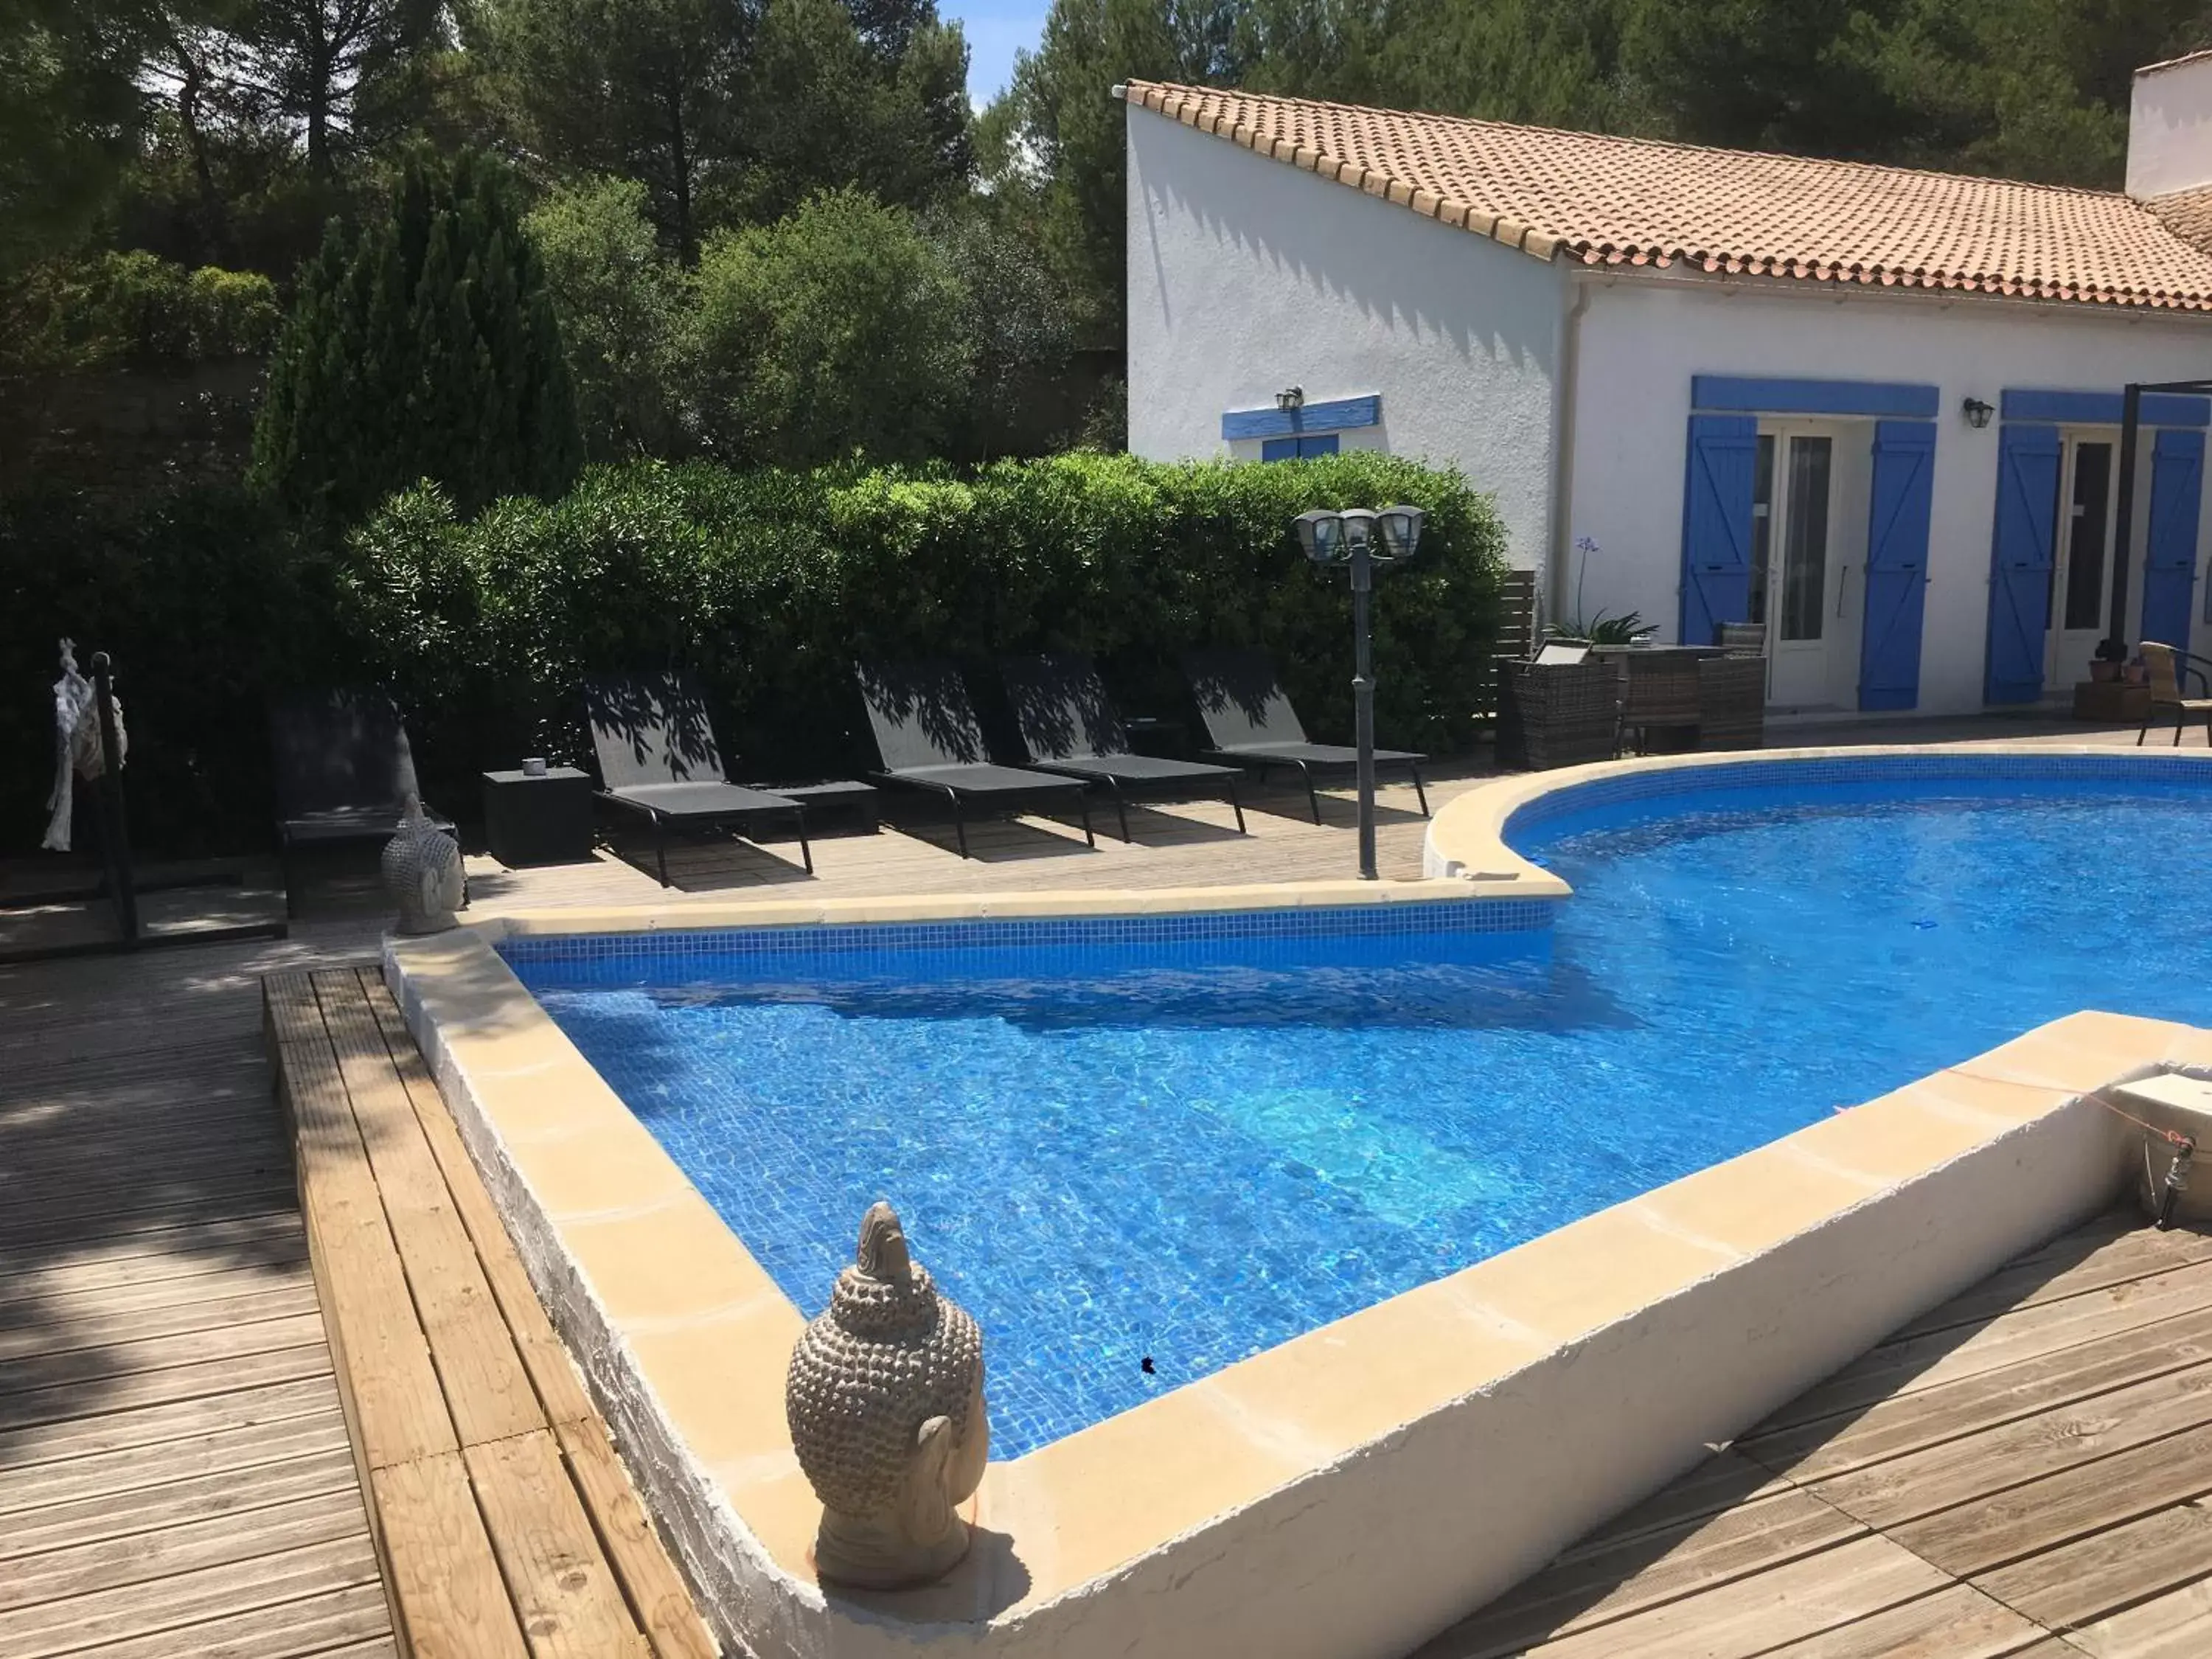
2000, 388, 2212, 428
1222, 394, 1380, 442
1691, 376, 1940, 419
1261, 434, 1340, 462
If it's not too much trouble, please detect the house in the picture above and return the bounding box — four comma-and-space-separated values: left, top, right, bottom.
1122, 55, 2212, 717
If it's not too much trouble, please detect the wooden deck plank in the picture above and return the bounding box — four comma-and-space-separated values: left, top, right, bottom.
362, 970, 597, 1431
369, 1449, 533, 1659
1891, 1422, 2212, 1579
1749, 1583, 2057, 1658
80, 1581, 396, 1659
1884, 1217, 2212, 1343
1741, 1301, 2212, 1483
1756, 1259, 2212, 1433
266, 972, 458, 1473
1494, 1534, 1951, 1659
0, 1283, 322, 1364
0, 1407, 350, 1517
465, 1428, 652, 1657
1809, 1357, 2212, 1528
0, 1446, 363, 1561
2062, 1574, 2212, 1658
0, 1310, 331, 1400
0, 1486, 372, 1613
1425, 1488, 1866, 1659
552, 1416, 719, 1659
1972, 1500, 2212, 1632
1552, 1449, 1791, 1562
0, 1340, 340, 1434
0, 1533, 383, 1659
0, 1375, 343, 1472
310, 969, 543, 1449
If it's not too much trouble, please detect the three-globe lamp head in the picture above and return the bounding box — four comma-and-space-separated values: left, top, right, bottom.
1293, 504, 1425, 565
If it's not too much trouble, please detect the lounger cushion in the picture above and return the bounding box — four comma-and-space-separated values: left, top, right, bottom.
271, 690, 424, 820
1183, 647, 1314, 751
605, 780, 799, 818
1033, 754, 1241, 784
1206, 741, 1425, 766
1002, 653, 1130, 761
583, 674, 728, 789
880, 762, 1087, 796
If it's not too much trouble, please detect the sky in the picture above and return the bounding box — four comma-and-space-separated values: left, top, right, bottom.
946, 0, 1051, 107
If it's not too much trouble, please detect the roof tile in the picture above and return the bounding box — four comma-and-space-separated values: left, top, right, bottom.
1121, 80, 2212, 311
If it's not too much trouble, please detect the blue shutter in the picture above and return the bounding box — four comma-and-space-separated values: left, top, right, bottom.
1984, 424, 2061, 704
2142, 428, 2204, 653
1679, 414, 1758, 647
1259, 434, 1340, 462
1857, 421, 1936, 711
1301, 434, 1339, 458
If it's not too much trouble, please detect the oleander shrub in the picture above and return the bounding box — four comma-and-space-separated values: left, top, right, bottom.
341, 448, 1508, 805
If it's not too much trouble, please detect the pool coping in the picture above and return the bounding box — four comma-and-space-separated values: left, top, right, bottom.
386, 746, 2212, 1659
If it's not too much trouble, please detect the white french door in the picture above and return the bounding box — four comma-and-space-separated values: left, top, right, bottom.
1750, 425, 1845, 706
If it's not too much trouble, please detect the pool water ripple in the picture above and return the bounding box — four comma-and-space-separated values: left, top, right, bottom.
521, 773, 2212, 1457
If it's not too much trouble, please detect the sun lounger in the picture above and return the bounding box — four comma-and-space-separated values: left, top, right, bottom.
1181, 647, 1428, 822
854, 660, 1094, 858
582, 673, 851, 885
1001, 653, 1245, 839
270, 689, 449, 915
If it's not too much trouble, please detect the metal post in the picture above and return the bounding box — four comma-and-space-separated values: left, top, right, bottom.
88, 652, 139, 945
1352, 543, 1378, 881
2109, 383, 2143, 663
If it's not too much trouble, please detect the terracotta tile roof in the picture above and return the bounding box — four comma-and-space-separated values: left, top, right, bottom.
1120, 80, 2212, 312
2149, 184, 2212, 254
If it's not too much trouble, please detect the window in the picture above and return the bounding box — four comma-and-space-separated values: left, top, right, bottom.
2062, 439, 2112, 633
1260, 434, 1341, 462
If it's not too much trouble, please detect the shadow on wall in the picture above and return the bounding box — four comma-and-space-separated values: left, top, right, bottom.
1131, 109, 1552, 378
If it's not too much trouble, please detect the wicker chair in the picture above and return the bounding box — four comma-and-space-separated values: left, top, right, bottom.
1495, 659, 1621, 771
1697, 656, 1767, 751
2138, 641, 2212, 746
1618, 653, 1703, 755
1715, 622, 1767, 658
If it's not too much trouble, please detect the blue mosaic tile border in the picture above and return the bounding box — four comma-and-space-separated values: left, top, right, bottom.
1506, 749, 2212, 844
497, 896, 1555, 975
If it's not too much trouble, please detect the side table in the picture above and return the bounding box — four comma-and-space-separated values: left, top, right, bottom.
481, 768, 596, 866
2071, 681, 2149, 725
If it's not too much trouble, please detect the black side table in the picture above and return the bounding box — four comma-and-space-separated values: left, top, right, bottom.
481, 768, 595, 866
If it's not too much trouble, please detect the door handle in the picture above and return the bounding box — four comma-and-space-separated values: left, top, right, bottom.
1837, 564, 1851, 619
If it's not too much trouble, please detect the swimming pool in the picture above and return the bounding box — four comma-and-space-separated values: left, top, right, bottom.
507, 751, 2212, 1459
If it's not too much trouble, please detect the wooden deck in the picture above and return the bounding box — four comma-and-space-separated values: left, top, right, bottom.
1, 935, 396, 1657
1417, 1209, 2212, 1659
1, 710, 2205, 1657
263, 966, 714, 1658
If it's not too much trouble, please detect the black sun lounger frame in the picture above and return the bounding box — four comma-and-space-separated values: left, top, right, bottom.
1001, 652, 1247, 839
855, 660, 1095, 858
1182, 647, 1429, 823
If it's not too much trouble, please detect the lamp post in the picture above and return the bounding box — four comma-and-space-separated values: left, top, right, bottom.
1293, 504, 1425, 880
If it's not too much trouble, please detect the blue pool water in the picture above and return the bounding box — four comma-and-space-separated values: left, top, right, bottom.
513, 756, 2212, 1458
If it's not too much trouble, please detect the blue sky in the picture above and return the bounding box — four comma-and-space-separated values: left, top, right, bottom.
946, 0, 1051, 107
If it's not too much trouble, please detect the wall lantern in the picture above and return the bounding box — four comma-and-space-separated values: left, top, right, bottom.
1962, 397, 1995, 429
1276, 386, 1305, 411
1290, 504, 1425, 880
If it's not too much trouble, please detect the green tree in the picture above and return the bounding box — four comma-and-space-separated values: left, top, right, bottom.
0, 1, 161, 276
928, 202, 1075, 459
478, 0, 755, 262
689, 185, 970, 465
250, 150, 582, 520
524, 175, 690, 457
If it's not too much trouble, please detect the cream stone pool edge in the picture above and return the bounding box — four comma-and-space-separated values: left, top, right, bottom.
386, 745, 2197, 1659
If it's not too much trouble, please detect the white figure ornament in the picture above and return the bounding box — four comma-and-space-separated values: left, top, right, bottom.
380, 794, 465, 933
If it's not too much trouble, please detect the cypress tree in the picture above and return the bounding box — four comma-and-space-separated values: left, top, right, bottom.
250, 152, 583, 523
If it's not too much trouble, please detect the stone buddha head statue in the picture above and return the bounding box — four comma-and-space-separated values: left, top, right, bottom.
785, 1202, 989, 1590
380, 793, 464, 934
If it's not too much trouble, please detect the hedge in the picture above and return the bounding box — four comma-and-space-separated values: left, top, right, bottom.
341, 450, 1509, 812
1, 450, 1506, 857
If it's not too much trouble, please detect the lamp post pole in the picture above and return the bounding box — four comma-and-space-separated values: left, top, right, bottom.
1350, 538, 1380, 880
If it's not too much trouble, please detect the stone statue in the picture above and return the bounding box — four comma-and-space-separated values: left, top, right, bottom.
380, 794, 465, 934
786, 1203, 989, 1590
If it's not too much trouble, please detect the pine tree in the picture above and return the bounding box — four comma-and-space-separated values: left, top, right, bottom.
249, 150, 582, 523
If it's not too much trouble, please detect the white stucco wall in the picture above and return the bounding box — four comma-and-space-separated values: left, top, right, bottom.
1565, 276, 2212, 714
2129, 52, 2212, 198
1126, 105, 1565, 572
